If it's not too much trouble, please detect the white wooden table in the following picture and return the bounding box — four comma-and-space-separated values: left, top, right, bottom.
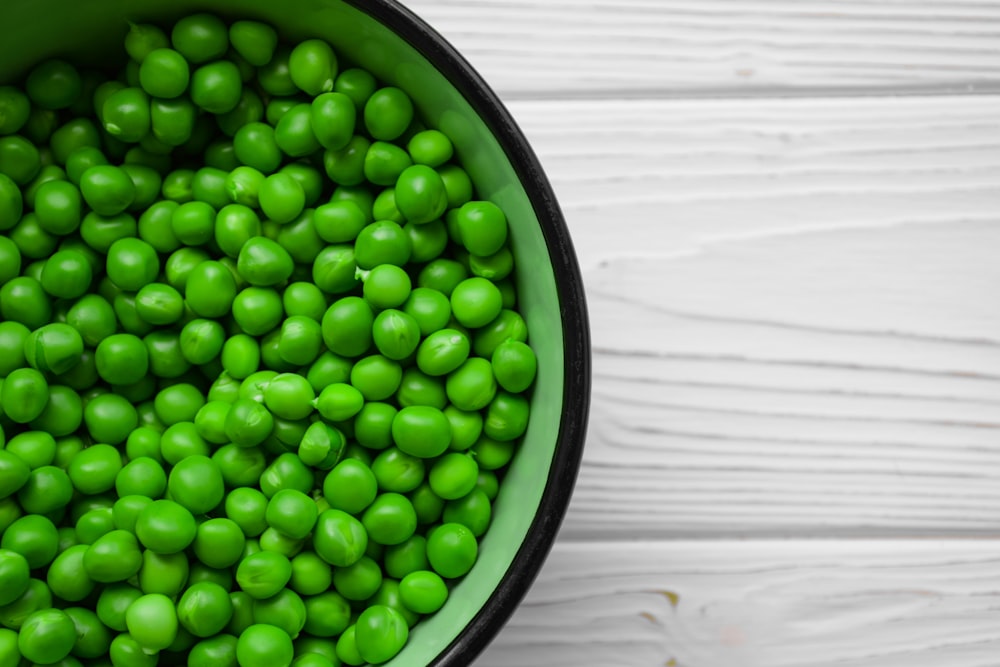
401, 2, 1000, 665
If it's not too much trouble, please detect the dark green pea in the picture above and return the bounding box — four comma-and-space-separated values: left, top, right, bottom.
276, 209, 323, 264
361, 264, 411, 309
142, 329, 191, 379
233, 121, 281, 173
138, 48, 189, 98
191, 60, 243, 114
265, 97, 300, 126
24, 164, 68, 210
189, 633, 238, 667
161, 167, 195, 202
0, 135, 41, 185
321, 296, 373, 357
94, 333, 148, 385
471, 434, 516, 471
235, 550, 291, 600
45, 545, 95, 602
17, 608, 77, 665
9, 213, 57, 260
21, 107, 58, 148
353, 402, 397, 451
322, 135, 369, 186
18, 466, 73, 514
120, 164, 162, 213
171, 13, 229, 64
125, 22, 170, 62
231, 286, 283, 335
330, 67, 373, 111
170, 200, 214, 246
53, 349, 98, 392
332, 554, 382, 602
178, 581, 234, 638
224, 166, 265, 209
274, 104, 320, 158
179, 318, 225, 364
257, 44, 297, 97
1, 368, 49, 424
64, 146, 107, 186
396, 367, 447, 409
32, 181, 81, 238
95, 583, 141, 632
0, 173, 22, 231
364, 87, 413, 141
205, 137, 241, 170
354, 220, 411, 269
313, 509, 367, 568
136, 549, 187, 597
79, 165, 135, 216
64, 606, 112, 659
226, 590, 255, 637
67, 443, 122, 495
22, 323, 83, 375
108, 632, 157, 667
0, 321, 29, 376
0, 276, 50, 329
26, 59, 81, 110
101, 87, 150, 143
82, 529, 142, 583
0, 86, 30, 135
75, 506, 115, 545
135, 499, 196, 555
229, 20, 277, 67
191, 166, 230, 209
405, 219, 448, 264
185, 260, 238, 317
212, 443, 266, 489
371, 447, 425, 493
469, 246, 514, 280
363, 140, 412, 186
150, 97, 197, 147
383, 535, 428, 580
484, 390, 531, 442
49, 119, 100, 167
305, 352, 352, 393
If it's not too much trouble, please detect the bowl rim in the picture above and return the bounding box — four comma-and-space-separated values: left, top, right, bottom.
346, 0, 591, 664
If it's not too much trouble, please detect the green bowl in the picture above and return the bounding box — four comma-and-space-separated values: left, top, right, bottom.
0, 0, 590, 664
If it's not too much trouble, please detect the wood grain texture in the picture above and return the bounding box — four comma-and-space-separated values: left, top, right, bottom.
475, 540, 1000, 667
403, 0, 1000, 97
502, 94, 1000, 537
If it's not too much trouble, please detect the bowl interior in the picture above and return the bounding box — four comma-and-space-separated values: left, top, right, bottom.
0, 0, 580, 665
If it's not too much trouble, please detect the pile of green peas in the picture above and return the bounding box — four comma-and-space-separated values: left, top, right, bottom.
0, 12, 539, 667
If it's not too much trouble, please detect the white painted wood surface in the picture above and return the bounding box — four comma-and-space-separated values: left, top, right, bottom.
397, 1, 1000, 665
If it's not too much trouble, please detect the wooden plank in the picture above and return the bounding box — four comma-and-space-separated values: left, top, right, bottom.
501, 95, 1000, 536
475, 539, 1000, 667
402, 0, 1000, 98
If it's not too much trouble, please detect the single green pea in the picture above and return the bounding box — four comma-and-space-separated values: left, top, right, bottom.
349, 355, 402, 402
472, 308, 528, 359
94, 333, 148, 386
171, 13, 229, 64
217, 87, 265, 137
9, 213, 58, 260
354, 220, 411, 269
224, 487, 269, 538
449, 277, 503, 329
82, 529, 142, 583
362, 264, 411, 310
309, 244, 358, 295
251, 587, 306, 640
112, 496, 153, 536
468, 246, 515, 280
233, 122, 282, 173
23, 322, 84, 375
101, 87, 151, 143
154, 383, 208, 428
429, 452, 479, 501
63, 606, 112, 659
237, 624, 294, 667
0, 276, 50, 330
34, 181, 82, 237
371, 187, 404, 224
188, 633, 239, 667
193, 401, 230, 445
151, 97, 198, 147
212, 443, 266, 491
0, 577, 53, 630
257, 171, 306, 225
108, 632, 157, 667
185, 260, 238, 318
296, 420, 345, 472
364, 87, 413, 141
0, 549, 30, 605
335, 625, 363, 666
322, 135, 369, 186
390, 405, 452, 459
179, 318, 226, 365
170, 200, 215, 246
67, 443, 122, 495
416, 328, 470, 377
354, 604, 408, 665
17, 608, 77, 664
312, 383, 363, 423
371, 309, 421, 361
26, 59, 81, 110
4, 431, 56, 470
0, 135, 41, 185
258, 452, 313, 498
76, 505, 115, 546
0, 321, 29, 376
334, 66, 376, 111
455, 200, 508, 256
191, 517, 245, 571
395, 164, 448, 225
236, 550, 292, 600
45, 544, 95, 602
220, 334, 260, 380
313, 509, 367, 568
166, 455, 224, 515
133, 282, 183, 326
0, 86, 30, 135
300, 590, 349, 639
399, 570, 448, 615
257, 45, 298, 97
138, 48, 190, 98
232, 286, 283, 336
24, 164, 69, 211
397, 368, 447, 411
319, 459, 376, 519
136, 199, 180, 252
94, 583, 141, 633
443, 487, 493, 537
471, 433, 516, 471
332, 554, 382, 602
28, 385, 81, 438
164, 246, 209, 290
191, 165, 231, 208
370, 448, 425, 493
0, 173, 22, 231
142, 330, 192, 380
0, 450, 30, 500
157, 422, 207, 466
1, 368, 49, 424
362, 493, 417, 547
404, 219, 449, 264
229, 20, 277, 67
259, 372, 314, 421
426, 522, 478, 579
126, 593, 178, 652
363, 140, 412, 187
407, 129, 454, 167
125, 22, 170, 62
417, 258, 467, 297
310, 92, 355, 151
289, 39, 338, 96
236, 236, 293, 287
491, 339, 538, 393
349, 402, 393, 452
274, 104, 321, 158
321, 296, 373, 358
264, 97, 300, 126
191, 60, 243, 114
135, 499, 197, 555
284, 552, 333, 599
177, 581, 233, 638
63, 146, 107, 186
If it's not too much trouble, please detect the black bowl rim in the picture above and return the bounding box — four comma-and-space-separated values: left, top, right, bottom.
343, 0, 592, 664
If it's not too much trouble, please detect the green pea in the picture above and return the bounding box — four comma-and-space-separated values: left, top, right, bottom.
188, 633, 238, 667
142, 330, 192, 380
191, 166, 230, 208
133, 283, 183, 326
311, 384, 361, 424
67, 443, 122, 495
428, 452, 478, 501
395, 164, 448, 225
257, 172, 305, 225
224, 487, 268, 538
94, 333, 148, 386
371, 187, 404, 224
17, 608, 76, 664
150, 97, 197, 147
360, 264, 409, 310
78, 165, 135, 218
212, 443, 266, 490
370, 448, 424, 493
26, 59, 81, 110
0, 321, 29, 377
362, 493, 417, 547
27, 381, 81, 436
443, 487, 493, 537
109, 632, 157, 667
33, 181, 81, 237
45, 544, 94, 602
407, 129, 454, 167
185, 260, 238, 318
220, 334, 260, 380
399, 570, 448, 616
9, 213, 58, 260
309, 92, 355, 151
259, 452, 313, 498
82, 529, 142, 583
93, 583, 139, 633
217, 87, 264, 137
179, 318, 226, 365
354, 220, 411, 269
125, 22, 169, 62
331, 67, 375, 112
101, 87, 150, 143
170, 200, 215, 246
161, 168, 194, 202
346, 355, 400, 402
63, 606, 112, 659
298, 590, 349, 639
0, 450, 30, 500
472, 308, 528, 358
320, 296, 372, 358
371, 309, 421, 361
284, 552, 331, 599
236, 236, 293, 287
354, 604, 408, 664
136, 200, 179, 252
297, 420, 346, 471
229, 20, 277, 67
331, 554, 381, 602
417, 258, 467, 297
135, 499, 197, 554
414, 328, 468, 377
237, 624, 293, 667
258, 44, 298, 96
0, 549, 30, 605
363, 140, 412, 186
364, 87, 413, 141
165, 455, 223, 515
0, 173, 22, 231
0, 86, 30, 135
177, 581, 233, 638
234, 122, 282, 173
397, 368, 447, 409
288, 39, 337, 96
1, 368, 49, 424
250, 587, 305, 639
348, 402, 392, 452
5, 431, 56, 470
404, 221, 447, 265
171, 13, 229, 64
322, 135, 369, 186
22, 323, 83, 375
126, 593, 178, 652
236, 551, 291, 600
449, 276, 503, 329
138, 49, 189, 98
274, 104, 321, 158
0, 135, 40, 185
154, 383, 208, 428
335, 625, 362, 666
191, 518, 245, 570
232, 286, 283, 336
313, 509, 367, 568
191, 60, 243, 114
